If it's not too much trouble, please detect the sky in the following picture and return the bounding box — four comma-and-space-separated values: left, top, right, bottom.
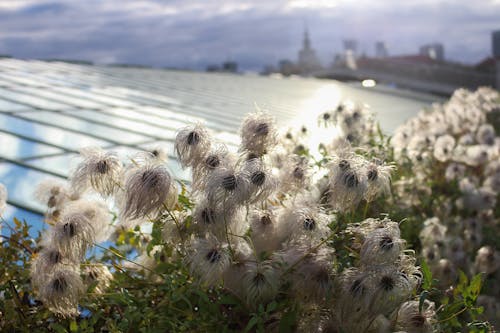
0, 0, 499, 71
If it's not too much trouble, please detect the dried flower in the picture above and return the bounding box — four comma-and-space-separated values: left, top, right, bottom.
71, 147, 122, 196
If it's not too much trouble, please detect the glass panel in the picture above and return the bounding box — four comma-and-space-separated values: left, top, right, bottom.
0, 162, 65, 213
24, 153, 76, 177
63, 110, 176, 140
17, 111, 149, 144
97, 107, 189, 130
2, 204, 45, 237
52, 86, 137, 108
0, 132, 63, 159
12, 86, 105, 110
0, 87, 70, 111
0, 113, 110, 150
0, 97, 31, 112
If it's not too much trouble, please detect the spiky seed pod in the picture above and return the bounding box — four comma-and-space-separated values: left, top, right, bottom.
241, 261, 279, 307
30, 247, 68, 290
368, 265, 414, 316
287, 246, 335, 303
121, 163, 176, 220
175, 124, 211, 168
191, 196, 242, 238
364, 162, 395, 202
476, 123, 496, 145
335, 268, 377, 330
45, 201, 110, 260
192, 144, 233, 191
82, 264, 113, 294
278, 205, 330, 243
0, 183, 6, 215
392, 300, 435, 333
205, 165, 250, 208
278, 155, 310, 194
360, 228, 404, 266
187, 234, 231, 286
37, 266, 85, 317
239, 111, 277, 156
248, 209, 280, 255
474, 246, 500, 275
241, 159, 278, 204
34, 179, 75, 222
327, 157, 367, 212
71, 147, 122, 196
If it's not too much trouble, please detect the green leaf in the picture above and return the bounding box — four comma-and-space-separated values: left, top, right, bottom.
50, 323, 68, 333
69, 320, 78, 332
244, 316, 260, 333
420, 259, 432, 290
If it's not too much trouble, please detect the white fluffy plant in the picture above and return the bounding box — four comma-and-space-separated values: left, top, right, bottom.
392, 87, 500, 328
26, 104, 428, 333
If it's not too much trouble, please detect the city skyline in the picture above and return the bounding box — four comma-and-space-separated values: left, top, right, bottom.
0, 0, 499, 70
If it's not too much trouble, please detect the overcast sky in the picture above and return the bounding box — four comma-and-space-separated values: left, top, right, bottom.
0, 0, 499, 70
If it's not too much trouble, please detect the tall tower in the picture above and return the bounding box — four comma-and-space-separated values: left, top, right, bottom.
298, 27, 322, 74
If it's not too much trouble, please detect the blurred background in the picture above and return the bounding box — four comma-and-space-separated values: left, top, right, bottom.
1, 0, 500, 93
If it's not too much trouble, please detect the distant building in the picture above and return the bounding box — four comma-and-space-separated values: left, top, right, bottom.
493, 30, 500, 57
279, 59, 298, 76
375, 41, 388, 58
297, 28, 322, 74
343, 40, 358, 57
419, 43, 444, 61
206, 61, 238, 73
222, 61, 238, 73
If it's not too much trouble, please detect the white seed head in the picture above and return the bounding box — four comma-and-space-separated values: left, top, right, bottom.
71, 147, 122, 196
187, 234, 231, 286
120, 163, 176, 220
239, 111, 277, 156
392, 300, 435, 333
83, 264, 113, 294
175, 124, 211, 168
37, 266, 84, 317
360, 228, 404, 266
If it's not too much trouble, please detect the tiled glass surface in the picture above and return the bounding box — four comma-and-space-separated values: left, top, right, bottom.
0, 162, 65, 213
95, 107, 189, 131
62, 110, 177, 140
0, 58, 441, 222
23, 153, 76, 177
2, 204, 45, 237
0, 132, 63, 159
0, 113, 110, 149
17, 111, 149, 144
0, 97, 32, 112
12, 86, 104, 109
0, 87, 69, 110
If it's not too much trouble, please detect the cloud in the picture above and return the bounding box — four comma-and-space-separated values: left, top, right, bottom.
0, 0, 498, 69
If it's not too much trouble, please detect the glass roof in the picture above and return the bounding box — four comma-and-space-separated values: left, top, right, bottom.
0, 58, 440, 226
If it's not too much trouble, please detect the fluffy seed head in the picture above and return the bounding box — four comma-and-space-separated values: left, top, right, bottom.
37, 267, 85, 317
175, 124, 211, 168
121, 163, 176, 220
71, 147, 122, 196
239, 111, 277, 155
